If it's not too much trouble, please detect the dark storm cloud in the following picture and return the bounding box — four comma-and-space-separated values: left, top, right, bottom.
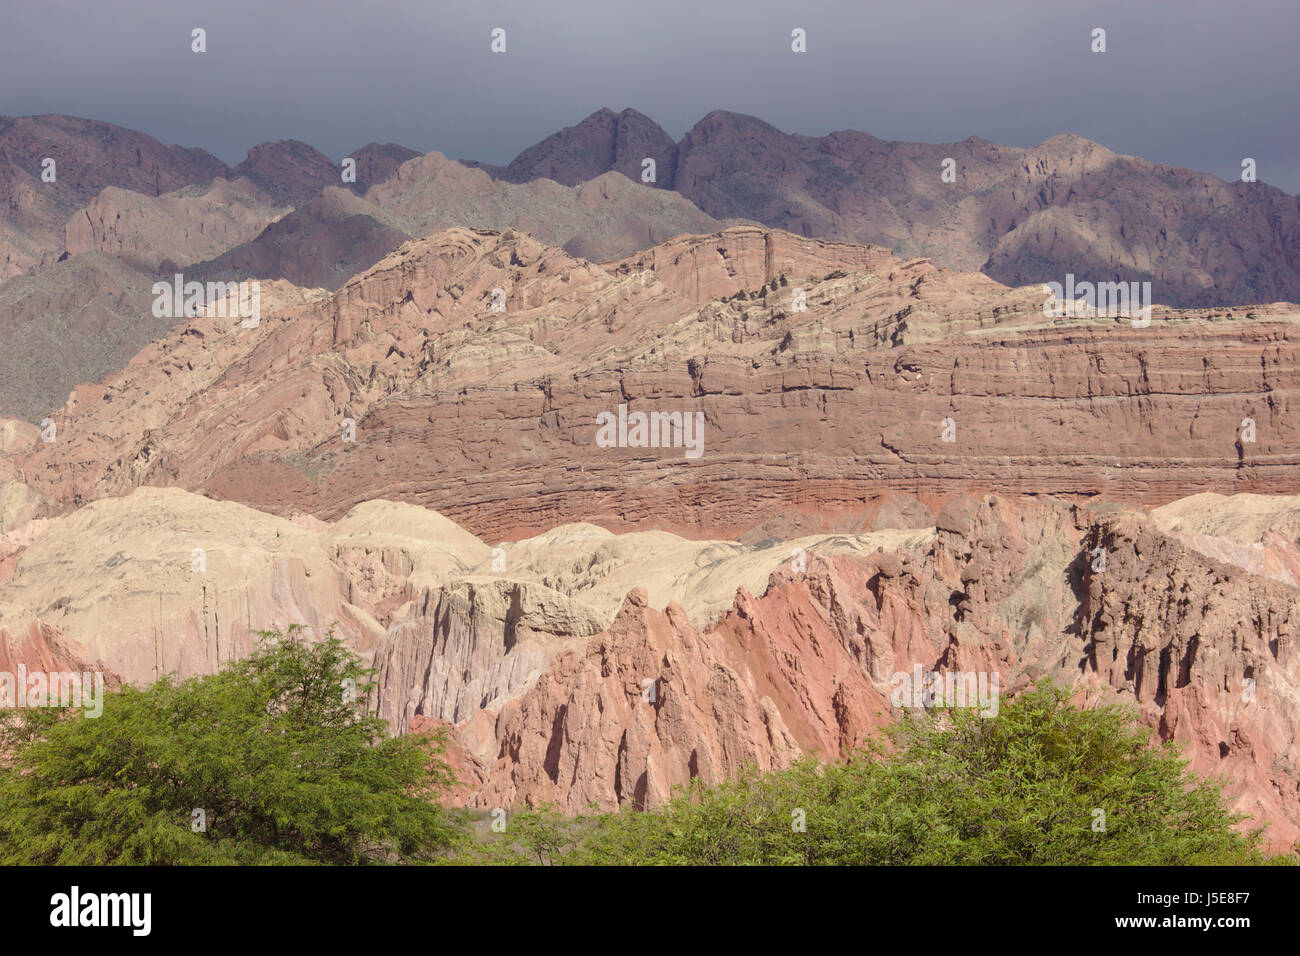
0, 0, 1296, 191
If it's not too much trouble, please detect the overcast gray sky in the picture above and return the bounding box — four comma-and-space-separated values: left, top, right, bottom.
1, 0, 1296, 192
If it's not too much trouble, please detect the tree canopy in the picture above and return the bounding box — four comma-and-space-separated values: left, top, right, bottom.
0, 626, 459, 865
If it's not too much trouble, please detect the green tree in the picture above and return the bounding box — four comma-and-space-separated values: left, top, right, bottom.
447, 805, 590, 866
0, 625, 462, 865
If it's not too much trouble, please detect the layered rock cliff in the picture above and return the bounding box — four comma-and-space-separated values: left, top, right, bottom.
2, 225, 1294, 543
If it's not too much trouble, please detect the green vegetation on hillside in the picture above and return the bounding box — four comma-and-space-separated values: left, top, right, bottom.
0, 630, 1281, 865
0, 626, 459, 864
461, 683, 1277, 866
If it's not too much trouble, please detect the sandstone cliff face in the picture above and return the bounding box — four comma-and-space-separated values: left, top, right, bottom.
0, 621, 118, 688
1078, 513, 1300, 847
4, 225, 1295, 544
371, 579, 605, 732
452, 499, 1047, 815
439, 493, 1300, 850
0, 473, 1296, 846
0, 488, 377, 683
0, 483, 902, 690
474, 587, 811, 812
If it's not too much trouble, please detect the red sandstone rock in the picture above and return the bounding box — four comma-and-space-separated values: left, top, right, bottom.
428, 494, 1300, 850
4, 225, 1295, 545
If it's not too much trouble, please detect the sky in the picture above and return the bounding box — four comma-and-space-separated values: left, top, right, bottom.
1, 0, 1296, 192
